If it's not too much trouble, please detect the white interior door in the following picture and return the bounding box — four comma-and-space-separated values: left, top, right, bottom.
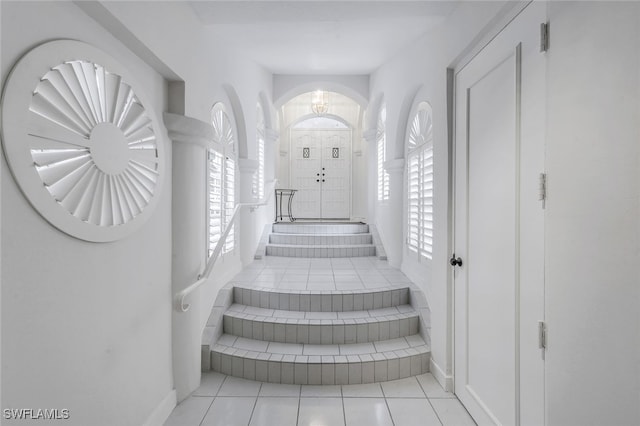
453, 3, 546, 426
321, 132, 350, 218
290, 128, 351, 219
290, 132, 322, 218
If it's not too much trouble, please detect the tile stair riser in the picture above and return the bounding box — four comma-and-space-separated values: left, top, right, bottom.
272, 223, 369, 234
269, 233, 374, 246
222, 314, 420, 344
265, 245, 376, 258
211, 348, 430, 385
232, 287, 410, 311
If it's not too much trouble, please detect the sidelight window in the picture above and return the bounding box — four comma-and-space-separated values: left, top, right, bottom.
253, 102, 265, 200
406, 102, 434, 260
377, 104, 389, 201
208, 103, 236, 257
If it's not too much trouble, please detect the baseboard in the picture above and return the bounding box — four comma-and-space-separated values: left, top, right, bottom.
430, 358, 454, 393
142, 389, 176, 426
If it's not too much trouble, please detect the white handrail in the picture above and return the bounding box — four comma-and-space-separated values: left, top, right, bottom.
174, 179, 279, 312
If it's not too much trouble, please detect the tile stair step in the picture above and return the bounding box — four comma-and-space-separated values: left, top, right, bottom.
211, 335, 430, 385
269, 233, 373, 246
266, 244, 376, 258
223, 304, 420, 344
232, 285, 411, 312
272, 223, 369, 235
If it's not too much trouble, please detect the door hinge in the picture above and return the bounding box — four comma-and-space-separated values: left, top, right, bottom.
538, 321, 547, 349
540, 22, 549, 52
538, 172, 547, 207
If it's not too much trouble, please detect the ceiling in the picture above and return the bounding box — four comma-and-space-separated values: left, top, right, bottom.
188, 1, 459, 75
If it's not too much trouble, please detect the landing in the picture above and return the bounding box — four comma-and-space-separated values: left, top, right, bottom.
234, 256, 408, 292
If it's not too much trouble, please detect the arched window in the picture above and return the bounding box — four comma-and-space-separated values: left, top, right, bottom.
406, 102, 434, 259
377, 103, 389, 201
209, 103, 236, 256
253, 102, 265, 200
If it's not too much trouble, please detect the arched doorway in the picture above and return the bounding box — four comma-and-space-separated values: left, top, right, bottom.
290, 115, 351, 219
279, 90, 364, 220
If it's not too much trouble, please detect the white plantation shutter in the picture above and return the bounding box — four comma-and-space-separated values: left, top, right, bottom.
208, 150, 223, 257
223, 156, 235, 253
256, 135, 264, 199
406, 102, 434, 260
253, 102, 265, 200
208, 103, 237, 258
407, 153, 420, 253
420, 146, 434, 258
377, 104, 389, 201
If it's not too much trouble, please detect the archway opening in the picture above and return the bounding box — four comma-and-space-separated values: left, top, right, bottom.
277, 91, 364, 220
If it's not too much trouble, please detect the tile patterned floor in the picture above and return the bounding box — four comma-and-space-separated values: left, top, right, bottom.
166, 255, 475, 425
164, 372, 475, 426
231, 256, 411, 292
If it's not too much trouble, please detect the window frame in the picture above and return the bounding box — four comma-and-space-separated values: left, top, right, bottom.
253, 101, 265, 200
377, 103, 389, 201
208, 102, 237, 258
406, 101, 434, 260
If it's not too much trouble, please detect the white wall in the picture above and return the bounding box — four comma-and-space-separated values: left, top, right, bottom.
273, 74, 369, 108
371, 1, 640, 423
95, 1, 274, 305
275, 91, 368, 221
99, 0, 276, 273
545, 2, 640, 425
368, 0, 507, 384
95, 0, 276, 400
1, 2, 173, 425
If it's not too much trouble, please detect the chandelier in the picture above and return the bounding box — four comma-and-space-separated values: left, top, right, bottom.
311, 90, 328, 115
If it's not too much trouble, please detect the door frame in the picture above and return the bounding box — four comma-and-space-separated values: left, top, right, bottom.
288, 114, 353, 220
447, 0, 546, 423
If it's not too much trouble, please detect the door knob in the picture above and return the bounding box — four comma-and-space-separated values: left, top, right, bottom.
449, 254, 463, 267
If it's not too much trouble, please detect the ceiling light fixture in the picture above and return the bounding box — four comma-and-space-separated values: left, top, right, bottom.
311, 90, 328, 115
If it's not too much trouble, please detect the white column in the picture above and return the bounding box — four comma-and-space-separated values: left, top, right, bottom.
237, 158, 258, 266
363, 129, 377, 224
164, 113, 212, 402
264, 128, 279, 185
384, 158, 405, 268
264, 128, 279, 222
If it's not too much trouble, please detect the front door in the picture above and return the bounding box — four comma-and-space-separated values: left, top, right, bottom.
453, 3, 546, 425
290, 128, 351, 219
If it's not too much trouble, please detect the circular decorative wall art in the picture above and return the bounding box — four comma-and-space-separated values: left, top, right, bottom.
1, 40, 165, 242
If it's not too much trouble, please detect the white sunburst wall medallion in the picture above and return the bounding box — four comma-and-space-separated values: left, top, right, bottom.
1, 40, 165, 242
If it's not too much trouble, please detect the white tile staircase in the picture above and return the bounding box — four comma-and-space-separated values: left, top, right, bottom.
265, 222, 378, 258
202, 223, 429, 385
205, 287, 430, 385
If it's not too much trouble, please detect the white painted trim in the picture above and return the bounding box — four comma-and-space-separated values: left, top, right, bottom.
273, 76, 369, 108
450, 0, 531, 72
164, 112, 213, 148
264, 128, 279, 144
362, 128, 377, 143
384, 158, 405, 174
430, 358, 454, 393
238, 158, 259, 174
142, 389, 176, 426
